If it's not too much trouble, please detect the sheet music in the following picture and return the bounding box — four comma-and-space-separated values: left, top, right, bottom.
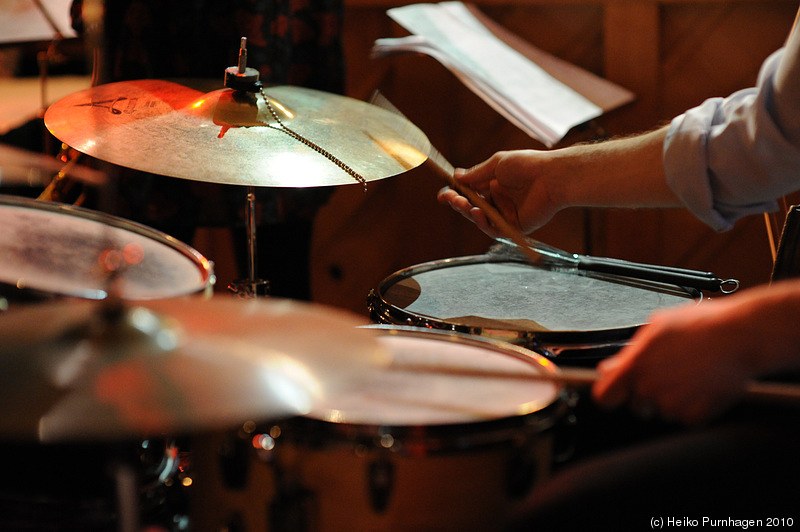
0, 0, 78, 44
373, 1, 603, 147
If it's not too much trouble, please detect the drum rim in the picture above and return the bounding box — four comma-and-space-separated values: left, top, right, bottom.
0, 194, 212, 298
289, 325, 569, 454
368, 253, 701, 346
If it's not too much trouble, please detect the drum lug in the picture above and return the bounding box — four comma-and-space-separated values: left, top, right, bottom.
366, 289, 385, 323
553, 411, 579, 465
550, 392, 580, 466
506, 441, 539, 499
270, 483, 318, 532
367, 456, 395, 513
216, 432, 250, 490
219, 512, 246, 532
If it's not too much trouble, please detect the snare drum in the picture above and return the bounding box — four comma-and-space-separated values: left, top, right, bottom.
0, 195, 213, 301
369, 253, 701, 362
188, 326, 567, 532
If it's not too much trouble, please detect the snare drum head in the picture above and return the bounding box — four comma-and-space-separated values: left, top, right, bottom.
306, 327, 560, 427
376, 255, 698, 341
0, 196, 210, 299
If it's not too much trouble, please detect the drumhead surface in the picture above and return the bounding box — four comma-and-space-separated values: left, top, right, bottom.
0, 197, 210, 299
306, 327, 560, 426
380, 258, 697, 334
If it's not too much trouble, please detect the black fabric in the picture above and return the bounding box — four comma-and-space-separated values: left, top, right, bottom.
508, 404, 800, 530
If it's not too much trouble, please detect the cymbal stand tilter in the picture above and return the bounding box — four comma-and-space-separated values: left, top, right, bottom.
224, 38, 270, 298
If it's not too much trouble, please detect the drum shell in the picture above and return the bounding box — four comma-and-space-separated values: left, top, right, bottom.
187, 328, 570, 532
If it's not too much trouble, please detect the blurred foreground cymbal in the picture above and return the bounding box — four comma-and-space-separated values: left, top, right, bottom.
0, 296, 389, 443
0, 143, 106, 187
44, 79, 430, 187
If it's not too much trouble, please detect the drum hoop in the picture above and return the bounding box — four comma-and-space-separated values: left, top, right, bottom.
368, 254, 701, 347
291, 325, 569, 454
0, 195, 213, 292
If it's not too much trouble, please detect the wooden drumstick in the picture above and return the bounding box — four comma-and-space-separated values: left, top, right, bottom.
424, 147, 544, 265
368, 91, 543, 265
395, 357, 800, 407
547, 367, 800, 406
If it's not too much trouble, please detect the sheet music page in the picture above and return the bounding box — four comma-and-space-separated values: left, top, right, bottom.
0, 0, 78, 44
377, 1, 602, 147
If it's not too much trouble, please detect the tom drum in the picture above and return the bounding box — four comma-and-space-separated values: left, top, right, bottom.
188, 326, 569, 532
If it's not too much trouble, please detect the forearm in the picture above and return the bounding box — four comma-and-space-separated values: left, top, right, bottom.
593, 278, 800, 423
545, 126, 681, 210
448, 125, 687, 234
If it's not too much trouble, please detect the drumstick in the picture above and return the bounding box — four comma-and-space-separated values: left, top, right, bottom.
548, 367, 800, 407
368, 91, 543, 265
424, 147, 544, 265
395, 360, 800, 406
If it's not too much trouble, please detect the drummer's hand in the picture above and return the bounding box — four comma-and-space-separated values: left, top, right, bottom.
436, 150, 563, 237
590, 281, 800, 425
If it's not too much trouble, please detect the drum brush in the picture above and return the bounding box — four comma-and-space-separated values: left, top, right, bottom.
494, 237, 740, 293
369, 92, 738, 294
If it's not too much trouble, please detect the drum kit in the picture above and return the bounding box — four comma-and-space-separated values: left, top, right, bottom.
0, 35, 747, 532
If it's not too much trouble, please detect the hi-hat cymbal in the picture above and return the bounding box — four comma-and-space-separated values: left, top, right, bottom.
44, 79, 429, 188
0, 295, 389, 443
0, 143, 106, 187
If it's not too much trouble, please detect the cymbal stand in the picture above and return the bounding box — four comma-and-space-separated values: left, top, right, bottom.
114, 460, 140, 532
225, 38, 270, 298
228, 185, 269, 298
32, 0, 66, 155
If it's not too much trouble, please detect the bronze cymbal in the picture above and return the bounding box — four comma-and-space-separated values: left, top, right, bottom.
0, 143, 106, 187
0, 295, 389, 442
43, 79, 430, 187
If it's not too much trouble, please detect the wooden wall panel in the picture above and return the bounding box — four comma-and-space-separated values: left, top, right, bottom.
596, 1, 797, 290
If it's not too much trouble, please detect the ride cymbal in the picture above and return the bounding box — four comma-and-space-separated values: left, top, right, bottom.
44, 79, 429, 187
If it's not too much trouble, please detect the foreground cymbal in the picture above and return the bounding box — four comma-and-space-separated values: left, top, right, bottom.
44, 79, 429, 187
0, 296, 389, 442
0, 143, 106, 187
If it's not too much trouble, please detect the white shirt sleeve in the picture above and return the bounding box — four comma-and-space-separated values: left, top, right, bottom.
663, 24, 800, 232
